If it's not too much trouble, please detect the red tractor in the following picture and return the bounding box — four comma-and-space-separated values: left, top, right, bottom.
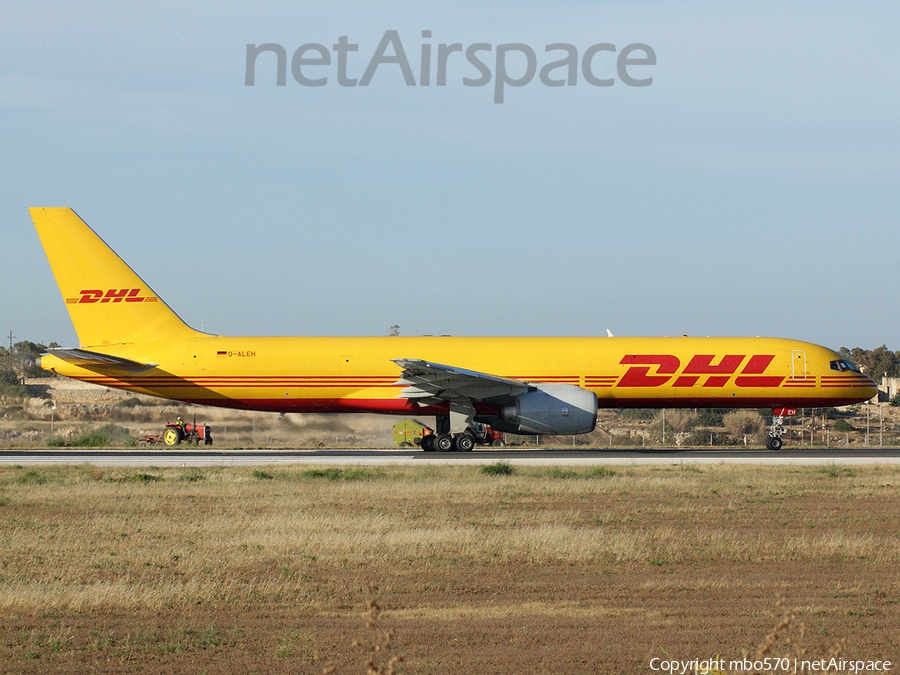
163, 419, 213, 446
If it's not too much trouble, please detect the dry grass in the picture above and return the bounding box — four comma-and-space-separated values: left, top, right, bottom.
0, 464, 898, 673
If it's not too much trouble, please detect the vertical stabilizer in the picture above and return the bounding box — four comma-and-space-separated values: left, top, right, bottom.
30, 207, 202, 347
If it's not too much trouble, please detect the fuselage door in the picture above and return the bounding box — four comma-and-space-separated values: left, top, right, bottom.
791, 350, 807, 381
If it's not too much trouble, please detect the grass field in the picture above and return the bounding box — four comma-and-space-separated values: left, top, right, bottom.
0, 463, 898, 673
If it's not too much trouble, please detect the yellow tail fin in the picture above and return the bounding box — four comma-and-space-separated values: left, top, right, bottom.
30, 207, 202, 347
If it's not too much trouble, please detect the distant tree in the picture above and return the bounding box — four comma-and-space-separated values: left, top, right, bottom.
832, 419, 855, 432
619, 409, 655, 419
723, 410, 765, 440
11, 341, 48, 378
646, 417, 673, 443
0, 368, 28, 401
695, 409, 727, 427
0, 338, 62, 382
14, 341, 46, 359
663, 410, 698, 433
839, 345, 900, 379
858, 345, 899, 379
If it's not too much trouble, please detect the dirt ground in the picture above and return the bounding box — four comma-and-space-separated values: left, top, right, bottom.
0, 464, 898, 674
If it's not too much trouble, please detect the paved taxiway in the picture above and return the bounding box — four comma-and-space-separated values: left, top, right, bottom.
2, 448, 900, 467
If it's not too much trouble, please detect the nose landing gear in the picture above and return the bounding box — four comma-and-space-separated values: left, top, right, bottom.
766, 408, 795, 450
765, 434, 784, 451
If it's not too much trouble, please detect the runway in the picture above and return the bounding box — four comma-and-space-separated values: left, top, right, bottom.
3, 447, 900, 467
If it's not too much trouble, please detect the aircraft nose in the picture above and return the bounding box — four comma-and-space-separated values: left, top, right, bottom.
862, 374, 879, 401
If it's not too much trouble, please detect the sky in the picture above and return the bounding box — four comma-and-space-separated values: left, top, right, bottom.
3, 0, 898, 351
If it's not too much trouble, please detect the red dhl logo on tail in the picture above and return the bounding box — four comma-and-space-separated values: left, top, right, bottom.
66, 289, 158, 304
616, 354, 784, 388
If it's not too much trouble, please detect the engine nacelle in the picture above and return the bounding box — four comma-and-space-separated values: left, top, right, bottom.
498, 383, 598, 435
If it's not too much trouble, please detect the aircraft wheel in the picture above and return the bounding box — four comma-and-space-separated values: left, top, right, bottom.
163, 427, 183, 446
491, 439, 504, 447
766, 436, 783, 450
421, 435, 436, 452
454, 434, 475, 452
434, 434, 454, 452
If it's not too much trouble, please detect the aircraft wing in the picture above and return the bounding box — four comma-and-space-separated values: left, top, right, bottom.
392, 358, 530, 406
44, 348, 158, 373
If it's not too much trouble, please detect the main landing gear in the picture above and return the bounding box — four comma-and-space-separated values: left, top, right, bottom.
420, 433, 475, 452
420, 415, 476, 452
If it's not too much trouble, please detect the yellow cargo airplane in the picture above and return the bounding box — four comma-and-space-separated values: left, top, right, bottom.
30, 207, 876, 451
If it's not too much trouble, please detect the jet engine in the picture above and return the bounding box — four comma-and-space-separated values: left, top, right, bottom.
496, 383, 598, 435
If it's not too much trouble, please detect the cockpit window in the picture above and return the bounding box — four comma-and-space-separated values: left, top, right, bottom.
830, 359, 861, 373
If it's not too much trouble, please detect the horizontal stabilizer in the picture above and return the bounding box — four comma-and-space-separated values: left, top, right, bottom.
45, 348, 157, 373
